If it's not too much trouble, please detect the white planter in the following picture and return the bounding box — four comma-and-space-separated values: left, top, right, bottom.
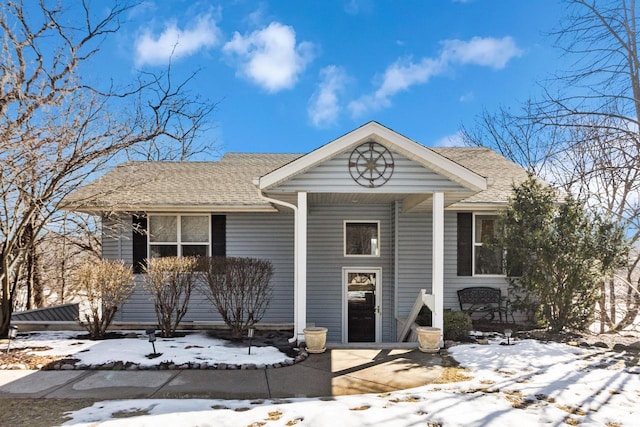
303, 327, 328, 353
416, 326, 441, 353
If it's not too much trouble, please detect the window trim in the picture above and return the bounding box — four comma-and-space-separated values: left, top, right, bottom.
472, 213, 505, 277
147, 214, 211, 258
344, 220, 381, 258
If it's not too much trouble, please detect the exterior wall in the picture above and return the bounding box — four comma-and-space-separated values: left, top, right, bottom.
273, 150, 468, 194
102, 214, 133, 263
306, 203, 393, 342
442, 211, 510, 310
114, 212, 295, 325
393, 208, 510, 319
395, 207, 432, 318
106, 208, 510, 337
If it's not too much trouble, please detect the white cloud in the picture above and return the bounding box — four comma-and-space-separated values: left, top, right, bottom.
349, 36, 522, 117
308, 66, 348, 128
441, 36, 522, 69
135, 14, 221, 66
434, 131, 465, 147
223, 22, 314, 93
459, 91, 475, 102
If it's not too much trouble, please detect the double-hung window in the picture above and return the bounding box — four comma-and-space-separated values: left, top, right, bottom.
148, 215, 210, 258
344, 221, 380, 257
473, 215, 503, 275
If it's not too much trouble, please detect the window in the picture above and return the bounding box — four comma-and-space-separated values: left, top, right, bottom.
345, 221, 380, 256
473, 215, 503, 275
148, 215, 210, 258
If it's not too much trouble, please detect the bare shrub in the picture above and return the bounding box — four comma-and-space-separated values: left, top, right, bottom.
75, 259, 135, 339
142, 257, 197, 337
201, 257, 273, 340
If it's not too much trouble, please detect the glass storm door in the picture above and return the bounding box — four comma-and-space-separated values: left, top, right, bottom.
344, 268, 381, 343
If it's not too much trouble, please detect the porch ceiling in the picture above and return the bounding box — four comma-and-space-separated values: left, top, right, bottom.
263, 191, 477, 212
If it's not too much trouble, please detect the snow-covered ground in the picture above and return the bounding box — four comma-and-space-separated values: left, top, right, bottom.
7, 331, 640, 426
12, 330, 291, 367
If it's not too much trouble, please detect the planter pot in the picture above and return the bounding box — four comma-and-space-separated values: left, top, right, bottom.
303, 327, 328, 354
416, 326, 441, 353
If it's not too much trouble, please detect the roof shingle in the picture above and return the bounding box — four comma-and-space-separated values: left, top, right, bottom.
64, 148, 529, 211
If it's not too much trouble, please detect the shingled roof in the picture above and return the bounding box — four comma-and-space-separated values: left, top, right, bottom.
432, 147, 529, 207
64, 147, 528, 212
64, 153, 302, 212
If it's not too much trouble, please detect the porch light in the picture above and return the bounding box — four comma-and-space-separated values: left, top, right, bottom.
146, 328, 157, 354
247, 327, 255, 355
504, 329, 513, 345
6, 326, 18, 353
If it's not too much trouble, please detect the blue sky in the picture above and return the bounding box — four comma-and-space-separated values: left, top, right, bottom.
82, 0, 566, 155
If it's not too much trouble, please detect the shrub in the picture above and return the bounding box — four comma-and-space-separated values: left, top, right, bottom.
200, 257, 273, 340
444, 310, 472, 341
142, 256, 198, 337
498, 177, 628, 332
75, 259, 135, 339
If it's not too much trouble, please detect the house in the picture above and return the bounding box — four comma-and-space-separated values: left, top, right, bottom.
66, 122, 529, 344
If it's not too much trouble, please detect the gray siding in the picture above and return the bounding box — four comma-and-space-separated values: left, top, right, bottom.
443, 211, 510, 309
226, 212, 294, 323
102, 214, 132, 263
392, 208, 509, 318
307, 204, 393, 342
116, 212, 295, 324
396, 208, 432, 317
274, 150, 468, 193
107, 207, 509, 338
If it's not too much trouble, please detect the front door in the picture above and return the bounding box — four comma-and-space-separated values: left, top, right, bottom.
343, 268, 381, 343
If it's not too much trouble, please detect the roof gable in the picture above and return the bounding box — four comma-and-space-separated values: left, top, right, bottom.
258, 122, 488, 193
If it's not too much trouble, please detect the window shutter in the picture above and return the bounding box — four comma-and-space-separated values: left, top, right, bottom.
506, 254, 523, 277
132, 214, 147, 274
211, 215, 226, 257
457, 213, 472, 276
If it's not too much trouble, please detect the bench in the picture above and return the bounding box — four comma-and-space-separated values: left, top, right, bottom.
457, 287, 510, 322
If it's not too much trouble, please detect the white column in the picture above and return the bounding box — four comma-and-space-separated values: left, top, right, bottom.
432, 192, 445, 339
295, 191, 308, 342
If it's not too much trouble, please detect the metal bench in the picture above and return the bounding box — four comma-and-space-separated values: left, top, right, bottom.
457, 287, 510, 322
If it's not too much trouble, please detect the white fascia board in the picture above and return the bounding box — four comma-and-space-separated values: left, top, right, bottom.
72, 205, 279, 214
258, 121, 488, 192
445, 202, 509, 211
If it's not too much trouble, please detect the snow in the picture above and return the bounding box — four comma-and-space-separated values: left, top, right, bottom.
14, 330, 290, 367
10, 332, 640, 426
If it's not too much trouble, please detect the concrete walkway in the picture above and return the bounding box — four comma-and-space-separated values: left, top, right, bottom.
0, 348, 445, 400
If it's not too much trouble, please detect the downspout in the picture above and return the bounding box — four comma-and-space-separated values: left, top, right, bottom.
253, 180, 299, 344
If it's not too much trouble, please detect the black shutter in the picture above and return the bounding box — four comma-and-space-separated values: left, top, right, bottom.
457, 213, 473, 276
506, 253, 523, 277
132, 214, 147, 274
211, 215, 226, 257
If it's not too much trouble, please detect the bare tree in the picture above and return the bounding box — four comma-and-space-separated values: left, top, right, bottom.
539, 1, 640, 331
0, 1, 216, 337
463, 1, 640, 332
540, 0, 640, 134
547, 117, 640, 331
461, 103, 564, 176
